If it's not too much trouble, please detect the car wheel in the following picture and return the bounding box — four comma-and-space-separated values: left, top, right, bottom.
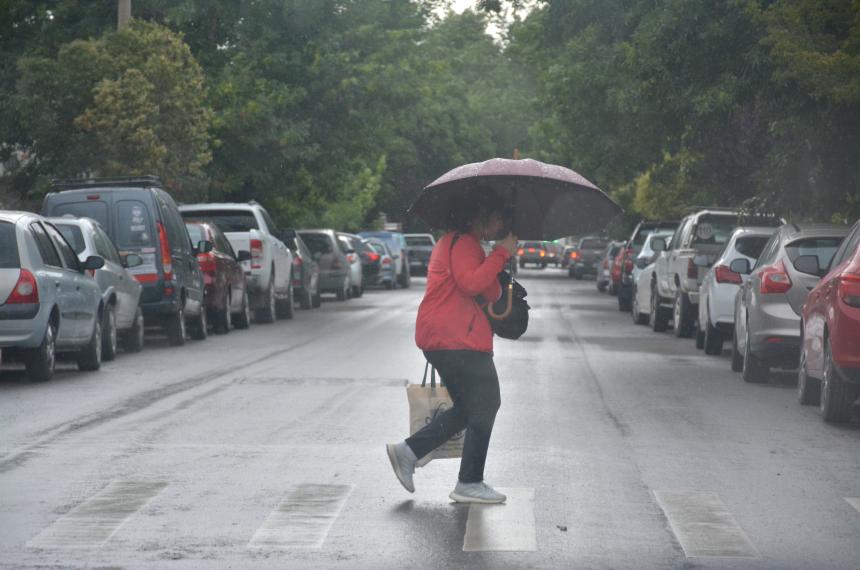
299, 286, 312, 310
742, 327, 769, 383
798, 347, 821, 406
25, 320, 56, 382
166, 304, 186, 346
632, 289, 649, 325
235, 288, 251, 329
190, 305, 208, 340
312, 288, 322, 308
77, 313, 103, 371
352, 283, 361, 298
215, 291, 232, 334
731, 330, 744, 372
276, 282, 295, 319
336, 278, 347, 301
123, 307, 145, 352
102, 304, 118, 361
650, 287, 669, 332
673, 290, 694, 338
695, 327, 705, 350
820, 337, 854, 423
256, 278, 277, 323
618, 290, 631, 312
704, 317, 723, 355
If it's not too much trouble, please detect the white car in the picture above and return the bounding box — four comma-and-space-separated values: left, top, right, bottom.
180, 202, 294, 323
630, 232, 673, 325
695, 227, 777, 355
337, 232, 365, 298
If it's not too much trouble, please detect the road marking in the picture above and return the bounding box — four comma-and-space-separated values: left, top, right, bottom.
846, 498, 860, 513
249, 483, 352, 549
462, 487, 536, 552
654, 490, 760, 558
27, 481, 167, 548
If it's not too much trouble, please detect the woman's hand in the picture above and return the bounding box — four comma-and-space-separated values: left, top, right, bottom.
497, 232, 518, 254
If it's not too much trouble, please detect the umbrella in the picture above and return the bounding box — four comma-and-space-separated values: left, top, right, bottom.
407, 158, 622, 240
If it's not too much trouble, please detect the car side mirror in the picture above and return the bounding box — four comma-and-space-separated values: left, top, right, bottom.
123, 253, 143, 268
197, 240, 214, 254
793, 254, 820, 276
651, 238, 666, 252
693, 254, 710, 267
730, 258, 751, 275
236, 250, 251, 262
82, 255, 105, 272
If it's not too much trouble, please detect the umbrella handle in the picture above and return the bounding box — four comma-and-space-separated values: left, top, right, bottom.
488, 283, 514, 320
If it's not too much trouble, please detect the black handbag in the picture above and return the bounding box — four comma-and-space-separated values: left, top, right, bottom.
450, 234, 530, 340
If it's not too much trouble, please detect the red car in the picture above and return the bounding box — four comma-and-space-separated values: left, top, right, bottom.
185, 221, 252, 333
609, 244, 626, 295
799, 218, 860, 423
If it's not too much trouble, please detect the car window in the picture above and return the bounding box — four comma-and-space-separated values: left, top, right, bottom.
406, 236, 434, 247
734, 236, 771, 259
260, 209, 279, 235
51, 200, 109, 229
44, 223, 80, 270
185, 223, 206, 245
115, 200, 155, 249
337, 235, 352, 253
161, 196, 191, 253
580, 238, 608, 249
670, 220, 687, 250
182, 210, 259, 232
785, 237, 844, 270
214, 228, 234, 256
29, 222, 63, 267
830, 225, 860, 268
754, 233, 781, 269
691, 215, 738, 247
95, 227, 122, 264
0, 222, 20, 268
299, 232, 334, 255
55, 223, 87, 255
523, 242, 543, 249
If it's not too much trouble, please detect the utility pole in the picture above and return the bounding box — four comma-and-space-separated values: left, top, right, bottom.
118, 0, 131, 29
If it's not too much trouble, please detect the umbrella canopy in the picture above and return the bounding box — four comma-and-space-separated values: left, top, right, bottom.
408, 158, 622, 240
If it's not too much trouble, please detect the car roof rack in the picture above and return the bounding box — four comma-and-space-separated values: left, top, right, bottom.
51, 175, 163, 190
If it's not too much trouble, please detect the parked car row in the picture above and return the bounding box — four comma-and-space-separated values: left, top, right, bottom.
0, 176, 415, 383
597, 206, 860, 424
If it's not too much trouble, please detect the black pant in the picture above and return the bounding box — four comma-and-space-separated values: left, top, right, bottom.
405, 350, 501, 483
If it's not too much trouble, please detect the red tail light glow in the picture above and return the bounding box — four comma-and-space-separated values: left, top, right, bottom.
570, 251, 579, 259
134, 273, 159, 283
293, 256, 303, 267
714, 264, 742, 285
838, 268, 860, 308
250, 239, 263, 269
760, 260, 792, 294
382, 257, 392, 265
539, 250, 545, 257
517, 248, 524, 256
624, 259, 634, 272
5, 269, 38, 304
366, 252, 380, 263
197, 251, 216, 273
157, 222, 173, 281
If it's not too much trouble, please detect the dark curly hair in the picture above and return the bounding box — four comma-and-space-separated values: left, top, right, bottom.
446, 187, 511, 234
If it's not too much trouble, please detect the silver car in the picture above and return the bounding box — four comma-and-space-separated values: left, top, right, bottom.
337, 232, 365, 298
50, 217, 145, 359
731, 223, 848, 383
0, 211, 105, 381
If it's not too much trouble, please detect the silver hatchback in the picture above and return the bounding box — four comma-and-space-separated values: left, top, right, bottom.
731, 223, 848, 383
0, 211, 106, 381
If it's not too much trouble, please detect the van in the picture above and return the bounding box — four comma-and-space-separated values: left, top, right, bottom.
41, 177, 210, 346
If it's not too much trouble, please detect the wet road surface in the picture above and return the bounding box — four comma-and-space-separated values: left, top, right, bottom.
1, 268, 859, 569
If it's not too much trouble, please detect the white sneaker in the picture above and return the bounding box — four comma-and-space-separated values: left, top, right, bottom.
449, 481, 506, 504
386, 442, 416, 493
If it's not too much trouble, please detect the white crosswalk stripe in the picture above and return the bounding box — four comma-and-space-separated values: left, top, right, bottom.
462, 487, 537, 552
249, 483, 352, 549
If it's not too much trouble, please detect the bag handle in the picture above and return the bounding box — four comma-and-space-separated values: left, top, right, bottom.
488, 282, 514, 320
421, 360, 437, 388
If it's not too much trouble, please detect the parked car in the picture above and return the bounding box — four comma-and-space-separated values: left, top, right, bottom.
298, 229, 353, 301
183, 220, 252, 333
617, 220, 679, 311
652, 208, 782, 338
179, 202, 294, 323
404, 233, 436, 276
43, 177, 208, 346
597, 241, 624, 293
358, 231, 411, 288
630, 232, 674, 325
0, 212, 106, 381
545, 242, 563, 267
50, 216, 145, 358
283, 230, 321, 309
609, 244, 625, 295
731, 223, 848, 383
561, 245, 578, 270
337, 232, 366, 298
799, 218, 860, 422
518, 241, 548, 268
364, 238, 397, 289
695, 227, 776, 355
570, 236, 610, 279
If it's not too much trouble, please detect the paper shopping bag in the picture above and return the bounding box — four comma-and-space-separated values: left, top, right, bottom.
407, 361, 464, 467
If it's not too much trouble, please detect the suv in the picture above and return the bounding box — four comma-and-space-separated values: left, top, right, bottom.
179, 202, 294, 323
617, 220, 678, 311
358, 231, 411, 288
570, 236, 610, 279
518, 241, 548, 268
404, 233, 436, 276
651, 209, 781, 337
298, 229, 353, 301
42, 177, 208, 346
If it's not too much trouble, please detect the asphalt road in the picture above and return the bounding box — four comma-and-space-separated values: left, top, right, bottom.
1, 268, 859, 569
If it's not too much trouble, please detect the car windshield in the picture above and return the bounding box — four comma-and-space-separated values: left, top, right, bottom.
183, 210, 258, 232
360, 232, 398, 250
785, 237, 844, 270
735, 236, 771, 259
692, 215, 739, 246
54, 223, 87, 254
52, 201, 109, 229
115, 200, 155, 249
523, 242, 543, 249
580, 238, 608, 250
406, 236, 433, 247
300, 232, 333, 255
0, 222, 20, 268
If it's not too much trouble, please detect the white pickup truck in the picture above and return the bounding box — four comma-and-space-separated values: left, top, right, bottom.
179, 202, 293, 323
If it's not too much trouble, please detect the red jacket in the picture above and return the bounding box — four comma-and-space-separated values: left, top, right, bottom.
415, 232, 511, 353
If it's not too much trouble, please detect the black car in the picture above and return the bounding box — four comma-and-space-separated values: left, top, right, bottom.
42, 176, 210, 346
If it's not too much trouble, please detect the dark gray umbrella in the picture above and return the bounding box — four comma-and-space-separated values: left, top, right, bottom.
408, 158, 622, 240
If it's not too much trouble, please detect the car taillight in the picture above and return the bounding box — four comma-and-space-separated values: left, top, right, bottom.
760, 260, 792, 294
250, 239, 263, 270
570, 251, 578, 259
539, 250, 545, 257
528, 248, 535, 253
714, 264, 742, 285
5, 269, 38, 304
197, 251, 216, 273
293, 256, 303, 267
517, 248, 524, 256
382, 257, 392, 265
134, 273, 159, 283
347, 253, 356, 263
687, 258, 698, 279
157, 222, 173, 281
367, 252, 380, 263
838, 270, 860, 308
